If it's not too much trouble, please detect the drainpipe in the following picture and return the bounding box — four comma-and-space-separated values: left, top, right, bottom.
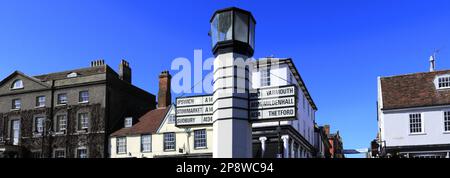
42, 80, 55, 158
48, 80, 55, 158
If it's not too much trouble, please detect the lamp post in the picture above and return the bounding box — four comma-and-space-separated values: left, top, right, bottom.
210, 7, 256, 158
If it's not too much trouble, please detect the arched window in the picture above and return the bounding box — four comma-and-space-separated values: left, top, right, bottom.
11, 79, 23, 89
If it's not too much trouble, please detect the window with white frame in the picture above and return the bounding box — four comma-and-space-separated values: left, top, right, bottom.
308, 128, 311, 142
56, 115, 67, 132
79, 91, 89, 103
260, 68, 271, 87
167, 114, 176, 124
11, 120, 20, 145
124, 117, 133, 128
76, 148, 87, 158
54, 150, 65, 158
409, 113, 423, 133
303, 120, 306, 136
445, 111, 450, 132
35, 117, 44, 133
307, 104, 310, 116
12, 99, 21, 110
116, 137, 127, 154
141, 134, 152, 152
57, 93, 68, 104
194, 129, 207, 149
78, 113, 89, 130
303, 96, 306, 109
11, 79, 23, 89
36, 96, 46, 107
437, 76, 450, 89
289, 74, 294, 84
163, 132, 176, 151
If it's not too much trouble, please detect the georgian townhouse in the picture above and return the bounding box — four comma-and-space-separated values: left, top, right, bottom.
0, 60, 155, 158
251, 58, 318, 158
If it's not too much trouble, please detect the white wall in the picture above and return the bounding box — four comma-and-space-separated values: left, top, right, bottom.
381, 107, 450, 147
252, 63, 316, 146
110, 106, 213, 158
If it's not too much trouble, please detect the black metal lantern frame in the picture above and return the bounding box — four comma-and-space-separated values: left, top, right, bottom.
210, 7, 256, 57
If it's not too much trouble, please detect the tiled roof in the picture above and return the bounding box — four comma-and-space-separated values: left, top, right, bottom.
110, 107, 170, 137
380, 69, 450, 110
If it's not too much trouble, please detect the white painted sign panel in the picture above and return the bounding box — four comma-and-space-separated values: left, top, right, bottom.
176, 96, 213, 107
176, 95, 214, 126
249, 85, 298, 121
176, 115, 213, 126
250, 85, 296, 100
176, 105, 213, 116
250, 107, 297, 121
250, 97, 296, 109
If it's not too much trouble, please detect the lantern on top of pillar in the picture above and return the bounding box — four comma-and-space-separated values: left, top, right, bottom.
209, 7, 256, 158
210, 7, 256, 57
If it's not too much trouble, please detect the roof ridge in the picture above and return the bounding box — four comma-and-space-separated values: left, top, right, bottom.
381, 69, 450, 79
33, 65, 107, 78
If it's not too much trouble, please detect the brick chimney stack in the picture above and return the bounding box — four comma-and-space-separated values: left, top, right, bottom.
158, 70, 172, 108
324, 125, 330, 136
119, 59, 132, 83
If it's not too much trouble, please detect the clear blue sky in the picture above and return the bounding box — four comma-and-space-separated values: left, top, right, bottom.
1, 0, 450, 156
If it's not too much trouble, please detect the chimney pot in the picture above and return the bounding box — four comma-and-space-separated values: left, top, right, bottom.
324, 125, 330, 136
91, 59, 106, 67
429, 55, 436, 72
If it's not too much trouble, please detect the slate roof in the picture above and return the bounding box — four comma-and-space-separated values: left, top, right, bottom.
33, 66, 107, 81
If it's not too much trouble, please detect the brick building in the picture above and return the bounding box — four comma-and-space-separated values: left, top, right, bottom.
0, 60, 155, 158
323, 125, 344, 158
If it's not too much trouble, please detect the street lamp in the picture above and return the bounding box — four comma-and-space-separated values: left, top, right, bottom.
210, 7, 256, 57
210, 7, 256, 158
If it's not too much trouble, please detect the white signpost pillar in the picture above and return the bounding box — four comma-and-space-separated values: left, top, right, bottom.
213, 53, 252, 158
210, 7, 256, 158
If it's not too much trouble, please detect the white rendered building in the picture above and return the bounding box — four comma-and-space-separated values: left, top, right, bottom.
377, 67, 450, 158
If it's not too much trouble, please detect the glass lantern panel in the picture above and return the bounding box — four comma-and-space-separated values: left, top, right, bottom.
249, 18, 255, 49
211, 11, 233, 47
234, 12, 249, 43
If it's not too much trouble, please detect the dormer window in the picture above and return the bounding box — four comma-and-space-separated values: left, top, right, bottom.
11, 79, 24, 89
67, 72, 78, 78
435, 75, 450, 90
125, 117, 133, 128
